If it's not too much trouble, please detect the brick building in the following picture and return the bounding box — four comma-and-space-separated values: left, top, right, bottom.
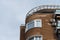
20, 5, 60, 40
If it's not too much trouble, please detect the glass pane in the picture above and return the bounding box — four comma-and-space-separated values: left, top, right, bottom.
58, 20, 60, 27
29, 36, 42, 40
39, 36, 42, 40
29, 37, 34, 40
28, 21, 34, 30
36, 21, 40, 27
55, 10, 60, 14
36, 20, 42, 27
35, 36, 42, 40
35, 36, 39, 40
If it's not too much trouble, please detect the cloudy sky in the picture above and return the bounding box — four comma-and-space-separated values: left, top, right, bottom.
0, 0, 60, 40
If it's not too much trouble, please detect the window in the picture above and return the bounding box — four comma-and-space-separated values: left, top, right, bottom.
28, 21, 34, 29
28, 36, 42, 40
35, 19, 42, 27
29, 37, 34, 40
26, 20, 34, 31
58, 20, 60, 27
26, 19, 42, 31
55, 10, 60, 14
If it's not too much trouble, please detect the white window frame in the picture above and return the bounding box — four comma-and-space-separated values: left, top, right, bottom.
25, 20, 34, 32
34, 19, 42, 27
58, 20, 60, 27
25, 19, 42, 32
56, 20, 60, 29
26, 35, 43, 40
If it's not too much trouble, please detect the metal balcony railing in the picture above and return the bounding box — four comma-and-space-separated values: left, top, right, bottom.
26, 5, 60, 18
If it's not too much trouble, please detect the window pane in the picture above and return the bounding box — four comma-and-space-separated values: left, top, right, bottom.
58, 21, 60, 27
29, 37, 34, 40
26, 20, 34, 30
35, 36, 39, 40
55, 10, 60, 14
29, 36, 42, 40
36, 21, 41, 27
36, 19, 42, 27
39, 36, 42, 40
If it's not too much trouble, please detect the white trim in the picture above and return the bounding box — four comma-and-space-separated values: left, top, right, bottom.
34, 20, 36, 27
35, 19, 42, 27
26, 5, 60, 18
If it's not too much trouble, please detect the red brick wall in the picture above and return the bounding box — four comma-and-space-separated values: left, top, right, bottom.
25, 13, 57, 40
20, 26, 26, 40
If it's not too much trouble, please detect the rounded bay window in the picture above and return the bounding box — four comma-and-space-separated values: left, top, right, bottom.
25, 19, 42, 32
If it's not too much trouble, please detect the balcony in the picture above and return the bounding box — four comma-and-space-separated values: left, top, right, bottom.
26, 5, 60, 18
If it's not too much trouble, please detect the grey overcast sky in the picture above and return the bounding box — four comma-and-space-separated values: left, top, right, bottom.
0, 0, 60, 40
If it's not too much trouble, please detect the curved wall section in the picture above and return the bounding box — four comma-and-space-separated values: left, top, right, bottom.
25, 13, 57, 40
26, 13, 54, 23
